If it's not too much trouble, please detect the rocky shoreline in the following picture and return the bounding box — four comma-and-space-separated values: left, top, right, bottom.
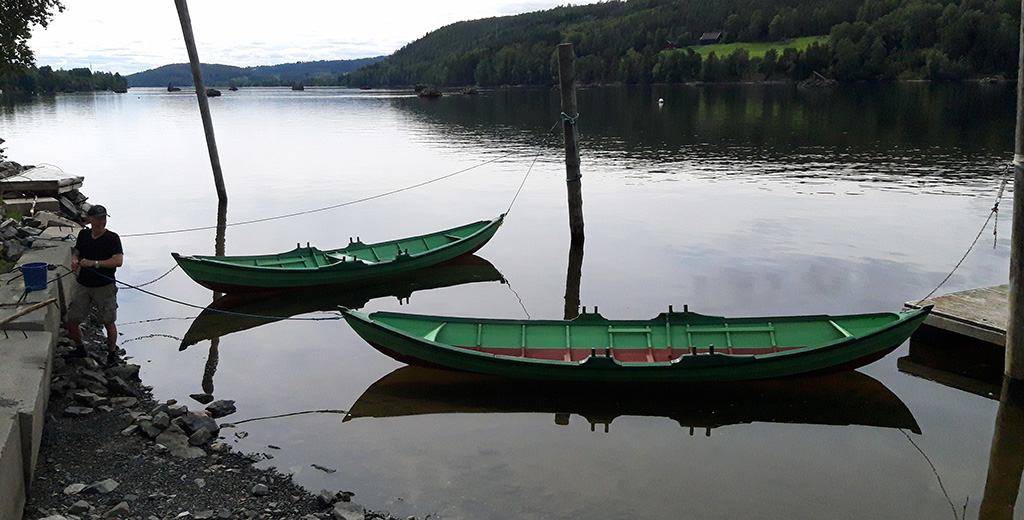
24, 325, 387, 520
1, 159, 417, 520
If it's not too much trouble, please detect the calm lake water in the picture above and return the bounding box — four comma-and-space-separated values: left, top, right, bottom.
2, 83, 1020, 519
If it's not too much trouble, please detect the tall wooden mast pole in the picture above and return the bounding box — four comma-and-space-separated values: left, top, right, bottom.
1006, 8, 1024, 380
174, 0, 228, 204
557, 43, 584, 242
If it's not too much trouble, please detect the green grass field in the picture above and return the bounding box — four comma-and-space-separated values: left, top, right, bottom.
687, 36, 830, 58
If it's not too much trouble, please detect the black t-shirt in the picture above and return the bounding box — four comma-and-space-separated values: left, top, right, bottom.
75, 228, 123, 287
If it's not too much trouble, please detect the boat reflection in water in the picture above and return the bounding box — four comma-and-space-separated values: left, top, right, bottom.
178, 255, 504, 350
345, 366, 921, 434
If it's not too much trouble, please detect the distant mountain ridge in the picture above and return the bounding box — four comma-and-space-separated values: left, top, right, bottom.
126, 57, 386, 87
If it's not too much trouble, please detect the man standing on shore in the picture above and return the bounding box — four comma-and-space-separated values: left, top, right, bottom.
66, 205, 123, 365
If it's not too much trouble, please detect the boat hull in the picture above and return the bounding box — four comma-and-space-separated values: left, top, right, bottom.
341, 306, 932, 383
172, 215, 503, 293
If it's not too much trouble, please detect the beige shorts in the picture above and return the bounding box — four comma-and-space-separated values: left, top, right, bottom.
67, 282, 118, 324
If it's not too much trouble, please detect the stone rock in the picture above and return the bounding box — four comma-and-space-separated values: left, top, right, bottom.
79, 369, 108, 386
153, 411, 171, 428
84, 477, 119, 494
195, 478, 206, 489
104, 501, 131, 518
210, 442, 231, 453
80, 380, 108, 395
63, 406, 94, 417
63, 482, 87, 495
141, 421, 163, 439
17, 225, 42, 237
181, 412, 219, 436
73, 390, 109, 407
120, 424, 139, 437
188, 427, 213, 446
111, 396, 139, 408
190, 393, 215, 404
2, 239, 23, 259
107, 363, 140, 381
194, 511, 214, 519
316, 489, 336, 507
331, 502, 364, 520
167, 403, 189, 417
251, 483, 269, 496
107, 375, 134, 396
67, 500, 91, 514
155, 430, 205, 459
206, 400, 236, 418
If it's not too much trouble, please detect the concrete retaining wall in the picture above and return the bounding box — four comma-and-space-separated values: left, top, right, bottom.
0, 229, 78, 520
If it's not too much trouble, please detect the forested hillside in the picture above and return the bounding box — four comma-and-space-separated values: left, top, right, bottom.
126, 57, 385, 87
345, 0, 1019, 87
2, 66, 127, 93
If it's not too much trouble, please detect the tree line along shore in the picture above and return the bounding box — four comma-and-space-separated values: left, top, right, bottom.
1, 0, 1019, 95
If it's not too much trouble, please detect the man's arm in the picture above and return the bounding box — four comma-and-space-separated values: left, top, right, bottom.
92, 254, 123, 269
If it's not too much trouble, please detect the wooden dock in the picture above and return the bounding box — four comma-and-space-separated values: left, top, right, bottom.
899, 285, 1009, 398
905, 284, 1008, 347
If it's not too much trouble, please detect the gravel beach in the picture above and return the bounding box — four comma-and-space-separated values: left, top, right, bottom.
22, 319, 410, 520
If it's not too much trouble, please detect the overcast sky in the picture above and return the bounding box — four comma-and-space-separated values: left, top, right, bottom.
29, 1, 598, 75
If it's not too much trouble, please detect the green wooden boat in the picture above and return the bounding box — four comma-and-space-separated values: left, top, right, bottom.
172, 215, 503, 293
178, 255, 504, 349
340, 305, 932, 383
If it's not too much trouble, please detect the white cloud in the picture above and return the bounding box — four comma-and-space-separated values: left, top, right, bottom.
29, 0, 598, 74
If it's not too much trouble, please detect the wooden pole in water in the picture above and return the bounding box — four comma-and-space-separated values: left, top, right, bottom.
174, 0, 228, 205
557, 43, 585, 242
1007, 11, 1024, 380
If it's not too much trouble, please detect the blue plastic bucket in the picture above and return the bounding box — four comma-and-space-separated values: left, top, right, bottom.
21, 262, 48, 291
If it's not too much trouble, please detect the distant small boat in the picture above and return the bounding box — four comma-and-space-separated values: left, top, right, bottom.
341, 305, 932, 383
228, 86, 239, 91
292, 84, 304, 91
206, 88, 221, 97
167, 83, 181, 92
172, 215, 504, 293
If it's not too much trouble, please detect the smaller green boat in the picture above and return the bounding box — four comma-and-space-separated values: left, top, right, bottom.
172, 215, 503, 293
341, 305, 932, 383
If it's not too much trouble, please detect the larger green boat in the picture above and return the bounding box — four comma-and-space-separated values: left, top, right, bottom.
172, 215, 503, 293
341, 305, 932, 383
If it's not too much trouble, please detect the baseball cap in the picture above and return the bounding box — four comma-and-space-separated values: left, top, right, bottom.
86, 205, 109, 218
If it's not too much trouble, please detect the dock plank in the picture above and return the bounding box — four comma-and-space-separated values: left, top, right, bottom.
905, 284, 1008, 346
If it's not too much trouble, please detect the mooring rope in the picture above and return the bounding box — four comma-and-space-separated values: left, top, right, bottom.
48, 119, 569, 323
120, 127, 558, 239
913, 163, 1011, 306
62, 266, 343, 322
505, 120, 561, 216
899, 429, 961, 520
